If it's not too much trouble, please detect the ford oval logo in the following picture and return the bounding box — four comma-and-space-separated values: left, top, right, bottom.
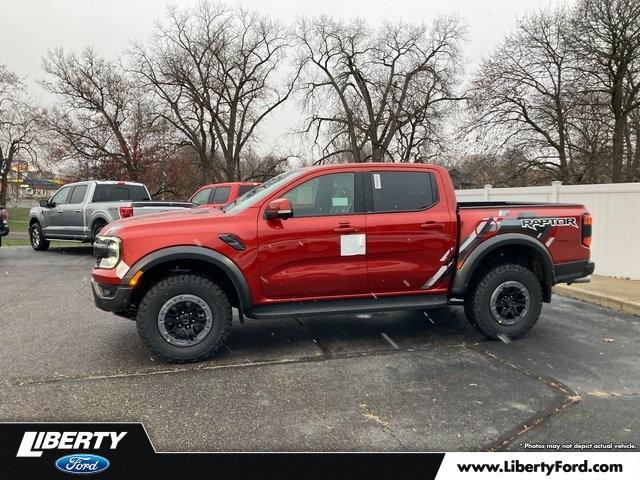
55, 454, 110, 475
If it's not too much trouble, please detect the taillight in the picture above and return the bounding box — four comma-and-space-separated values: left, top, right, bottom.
119, 205, 134, 219
582, 213, 592, 247
1, 209, 7, 221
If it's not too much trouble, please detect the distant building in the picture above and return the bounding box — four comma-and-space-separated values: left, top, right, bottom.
18, 177, 64, 199
6, 161, 63, 203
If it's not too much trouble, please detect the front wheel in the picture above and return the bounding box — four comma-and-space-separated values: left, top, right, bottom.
136, 273, 232, 363
29, 222, 50, 251
464, 264, 542, 340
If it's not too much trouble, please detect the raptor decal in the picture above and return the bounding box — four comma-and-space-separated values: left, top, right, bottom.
520, 217, 578, 231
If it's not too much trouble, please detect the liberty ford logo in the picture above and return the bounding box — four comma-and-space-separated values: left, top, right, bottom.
55, 454, 110, 475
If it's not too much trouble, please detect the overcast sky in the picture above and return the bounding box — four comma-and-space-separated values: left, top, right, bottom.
0, 0, 574, 157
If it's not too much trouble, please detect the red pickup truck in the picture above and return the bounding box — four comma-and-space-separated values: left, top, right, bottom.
189, 182, 260, 207
92, 163, 594, 362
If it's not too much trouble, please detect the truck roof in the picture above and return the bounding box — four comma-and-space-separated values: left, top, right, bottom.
294, 162, 447, 174
57, 180, 147, 188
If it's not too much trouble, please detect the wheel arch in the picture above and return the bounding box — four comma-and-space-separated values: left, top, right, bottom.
124, 246, 252, 314
451, 233, 555, 302
90, 215, 109, 230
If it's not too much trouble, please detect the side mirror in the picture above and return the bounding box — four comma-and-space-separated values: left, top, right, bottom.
264, 198, 293, 220
39, 199, 50, 208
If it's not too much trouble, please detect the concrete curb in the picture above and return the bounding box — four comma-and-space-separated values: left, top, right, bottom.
553, 285, 640, 318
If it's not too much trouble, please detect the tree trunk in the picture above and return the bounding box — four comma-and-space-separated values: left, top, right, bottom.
0, 173, 8, 206
611, 115, 625, 182
633, 121, 640, 182
611, 81, 625, 183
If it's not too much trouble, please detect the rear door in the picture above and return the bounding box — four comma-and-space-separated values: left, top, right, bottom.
257, 170, 368, 301
365, 169, 456, 294
64, 184, 88, 237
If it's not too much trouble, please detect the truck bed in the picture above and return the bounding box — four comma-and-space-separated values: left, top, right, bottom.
129, 201, 193, 217
458, 201, 583, 209
453, 201, 592, 288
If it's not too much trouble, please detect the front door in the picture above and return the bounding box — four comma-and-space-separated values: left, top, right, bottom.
257, 171, 368, 301
42, 186, 72, 236
365, 170, 457, 294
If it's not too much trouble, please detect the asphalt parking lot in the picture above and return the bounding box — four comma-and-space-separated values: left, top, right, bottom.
0, 245, 638, 452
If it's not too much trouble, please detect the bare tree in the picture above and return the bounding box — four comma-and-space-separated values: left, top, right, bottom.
294, 15, 465, 163
131, 1, 298, 182
467, 8, 581, 182
41, 47, 171, 183
0, 65, 36, 205
572, 0, 640, 182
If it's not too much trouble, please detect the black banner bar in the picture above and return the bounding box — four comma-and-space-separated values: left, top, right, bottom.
0, 423, 445, 479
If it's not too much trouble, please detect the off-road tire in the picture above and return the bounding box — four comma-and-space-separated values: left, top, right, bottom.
464, 264, 542, 340
29, 222, 50, 251
136, 274, 232, 363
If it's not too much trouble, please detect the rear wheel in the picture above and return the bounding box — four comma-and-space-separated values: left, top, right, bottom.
136, 274, 232, 363
464, 264, 542, 340
29, 222, 50, 251
91, 221, 107, 242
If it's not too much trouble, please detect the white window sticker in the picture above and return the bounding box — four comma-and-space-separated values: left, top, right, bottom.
340, 234, 366, 256
332, 197, 349, 207
373, 173, 382, 189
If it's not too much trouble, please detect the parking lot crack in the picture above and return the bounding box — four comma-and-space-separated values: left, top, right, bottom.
8, 345, 450, 387
476, 348, 581, 451
359, 403, 408, 450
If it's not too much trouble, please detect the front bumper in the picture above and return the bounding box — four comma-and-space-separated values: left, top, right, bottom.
91, 278, 133, 313
555, 260, 595, 284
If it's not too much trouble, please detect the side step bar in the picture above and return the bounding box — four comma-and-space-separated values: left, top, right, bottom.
245, 294, 448, 320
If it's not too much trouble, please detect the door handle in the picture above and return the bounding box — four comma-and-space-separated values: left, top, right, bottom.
333, 224, 359, 233
420, 221, 444, 231
57, 209, 64, 214
75, 209, 82, 213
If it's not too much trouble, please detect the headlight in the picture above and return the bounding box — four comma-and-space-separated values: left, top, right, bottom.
94, 236, 121, 269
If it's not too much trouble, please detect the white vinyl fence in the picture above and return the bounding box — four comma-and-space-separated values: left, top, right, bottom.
455, 181, 640, 280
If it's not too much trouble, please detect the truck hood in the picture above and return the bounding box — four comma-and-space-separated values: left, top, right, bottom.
100, 206, 224, 237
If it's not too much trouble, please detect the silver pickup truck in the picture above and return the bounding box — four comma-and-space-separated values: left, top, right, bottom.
28, 181, 191, 250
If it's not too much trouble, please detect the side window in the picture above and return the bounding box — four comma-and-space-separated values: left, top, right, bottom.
371, 172, 438, 212
191, 188, 212, 206
212, 186, 231, 203
50, 186, 72, 206
69, 185, 88, 204
238, 185, 256, 196
284, 173, 355, 217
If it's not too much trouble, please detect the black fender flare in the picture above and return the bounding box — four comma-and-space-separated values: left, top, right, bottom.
123, 246, 252, 312
451, 233, 555, 301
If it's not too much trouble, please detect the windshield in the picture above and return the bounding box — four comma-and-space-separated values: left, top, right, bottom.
222, 169, 307, 215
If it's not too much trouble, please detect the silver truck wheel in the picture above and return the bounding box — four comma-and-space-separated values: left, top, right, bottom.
29, 222, 50, 251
